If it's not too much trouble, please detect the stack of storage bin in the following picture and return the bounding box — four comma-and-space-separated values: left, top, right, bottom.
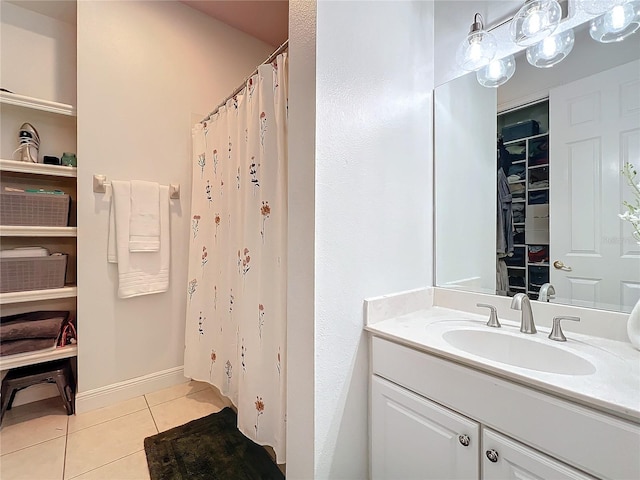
0, 188, 70, 293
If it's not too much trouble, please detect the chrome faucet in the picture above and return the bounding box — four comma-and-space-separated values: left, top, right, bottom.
510, 293, 537, 334
538, 283, 556, 302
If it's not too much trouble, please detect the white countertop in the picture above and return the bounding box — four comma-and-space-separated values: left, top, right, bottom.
365, 306, 640, 423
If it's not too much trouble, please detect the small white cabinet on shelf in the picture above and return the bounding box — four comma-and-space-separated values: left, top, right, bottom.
371, 376, 479, 480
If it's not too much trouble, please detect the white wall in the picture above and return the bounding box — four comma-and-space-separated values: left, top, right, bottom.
310, 1, 434, 478
76, 1, 273, 405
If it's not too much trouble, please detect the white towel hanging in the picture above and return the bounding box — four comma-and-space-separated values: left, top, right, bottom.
107, 181, 170, 298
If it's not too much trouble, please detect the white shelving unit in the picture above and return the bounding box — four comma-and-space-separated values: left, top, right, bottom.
0, 225, 77, 237
0, 286, 78, 305
1, 93, 78, 372
0, 345, 78, 371
0, 158, 77, 178
1, 0, 79, 414
0, 91, 76, 116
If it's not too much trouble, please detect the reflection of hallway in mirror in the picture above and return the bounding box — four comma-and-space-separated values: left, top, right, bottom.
550, 60, 640, 313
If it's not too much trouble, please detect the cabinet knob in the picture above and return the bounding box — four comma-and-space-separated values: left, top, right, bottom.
486, 449, 499, 463
458, 434, 470, 447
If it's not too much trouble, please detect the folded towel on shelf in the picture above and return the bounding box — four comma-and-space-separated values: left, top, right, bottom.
0, 247, 49, 258
509, 183, 525, 194
108, 181, 170, 299
0, 311, 69, 341
1, 338, 57, 357
508, 174, 523, 184
129, 180, 160, 252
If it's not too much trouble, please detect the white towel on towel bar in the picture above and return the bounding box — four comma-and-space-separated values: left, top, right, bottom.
129, 180, 160, 252
107, 181, 170, 298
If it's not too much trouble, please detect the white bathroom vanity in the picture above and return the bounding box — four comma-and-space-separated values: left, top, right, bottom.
366, 288, 640, 480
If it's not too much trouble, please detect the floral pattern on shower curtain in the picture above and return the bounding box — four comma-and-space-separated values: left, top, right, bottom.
185, 54, 288, 463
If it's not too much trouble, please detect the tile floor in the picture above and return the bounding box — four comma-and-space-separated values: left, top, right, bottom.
0, 380, 234, 480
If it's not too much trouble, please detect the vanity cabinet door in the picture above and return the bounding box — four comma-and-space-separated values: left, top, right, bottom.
482, 428, 595, 480
371, 376, 480, 480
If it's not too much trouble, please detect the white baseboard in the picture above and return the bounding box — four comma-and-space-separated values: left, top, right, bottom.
75, 366, 187, 414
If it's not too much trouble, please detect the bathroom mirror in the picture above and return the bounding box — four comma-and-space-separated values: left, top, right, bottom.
434, 20, 640, 314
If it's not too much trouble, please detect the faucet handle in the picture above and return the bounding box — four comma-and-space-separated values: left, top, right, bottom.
477, 303, 501, 328
549, 316, 580, 342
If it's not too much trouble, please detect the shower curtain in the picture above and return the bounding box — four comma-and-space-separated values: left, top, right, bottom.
184, 53, 288, 462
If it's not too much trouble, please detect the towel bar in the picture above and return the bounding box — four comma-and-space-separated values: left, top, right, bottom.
93, 175, 180, 199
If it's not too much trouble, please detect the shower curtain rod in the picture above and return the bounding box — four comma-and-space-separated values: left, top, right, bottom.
200, 39, 289, 124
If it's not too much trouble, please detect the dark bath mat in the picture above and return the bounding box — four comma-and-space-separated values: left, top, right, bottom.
144, 407, 284, 480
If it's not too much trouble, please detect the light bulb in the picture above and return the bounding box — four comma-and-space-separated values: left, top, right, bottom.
487, 60, 505, 79
523, 10, 543, 35
476, 55, 516, 88
511, 0, 563, 46
590, 0, 640, 42
526, 29, 575, 67
606, 3, 631, 30
468, 42, 482, 62
541, 36, 559, 57
456, 25, 497, 71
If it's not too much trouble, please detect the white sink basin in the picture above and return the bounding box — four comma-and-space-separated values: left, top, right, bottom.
442, 329, 596, 375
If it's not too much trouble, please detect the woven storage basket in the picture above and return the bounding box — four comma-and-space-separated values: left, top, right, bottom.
0, 255, 67, 293
0, 191, 70, 227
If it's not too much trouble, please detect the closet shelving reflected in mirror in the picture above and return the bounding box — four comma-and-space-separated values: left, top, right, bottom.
498, 99, 550, 301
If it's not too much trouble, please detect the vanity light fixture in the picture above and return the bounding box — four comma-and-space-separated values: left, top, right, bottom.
526, 28, 575, 67
456, 13, 497, 71
589, 0, 640, 42
476, 55, 516, 87
510, 0, 563, 46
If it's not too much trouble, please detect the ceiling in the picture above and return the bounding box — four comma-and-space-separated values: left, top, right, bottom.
181, 0, 288, 47
7, 1, 288, 47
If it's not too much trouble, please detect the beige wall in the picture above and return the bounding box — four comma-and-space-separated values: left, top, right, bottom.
286, 0, 316, 477
76, 0, 273, 406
